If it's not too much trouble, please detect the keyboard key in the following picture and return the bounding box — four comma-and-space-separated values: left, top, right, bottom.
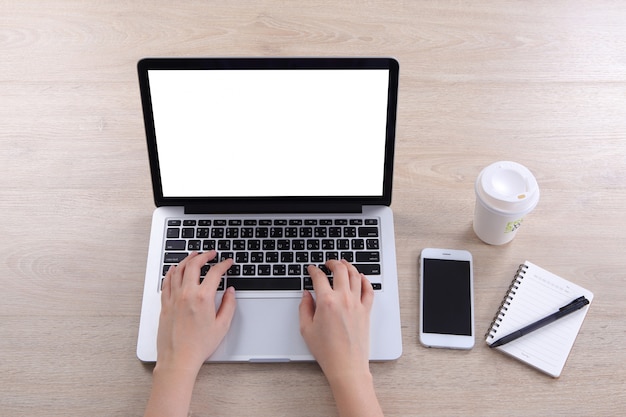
164, 252, 188, 263
354, 264, 381, 275
226, 277, 301, 291
356, 251, 380, 262
165, 240, 186, 250
358, 227, 379, 237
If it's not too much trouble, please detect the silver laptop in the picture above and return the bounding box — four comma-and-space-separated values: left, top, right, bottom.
136, 57, 402, 362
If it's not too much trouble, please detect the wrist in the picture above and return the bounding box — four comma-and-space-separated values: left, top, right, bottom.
153, 361, 201, 384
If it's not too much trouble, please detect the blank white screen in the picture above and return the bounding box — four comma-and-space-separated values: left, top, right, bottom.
148, 69, 389, 197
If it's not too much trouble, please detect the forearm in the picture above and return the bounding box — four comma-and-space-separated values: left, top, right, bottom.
328, 371, 384, 417
144, 365, 199, 417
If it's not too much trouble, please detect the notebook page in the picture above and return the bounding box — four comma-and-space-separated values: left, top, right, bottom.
487, 261, 593, 377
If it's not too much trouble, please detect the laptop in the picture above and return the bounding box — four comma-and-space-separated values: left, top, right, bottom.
136, 57, 402, 362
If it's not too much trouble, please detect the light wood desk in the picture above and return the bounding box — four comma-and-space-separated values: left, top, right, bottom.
2, 1, 625, 415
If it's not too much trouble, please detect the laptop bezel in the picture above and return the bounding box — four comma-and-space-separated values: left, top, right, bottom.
137, 57, 399, 213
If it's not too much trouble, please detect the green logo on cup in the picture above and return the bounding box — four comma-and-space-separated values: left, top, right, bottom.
505, 218, 523, 233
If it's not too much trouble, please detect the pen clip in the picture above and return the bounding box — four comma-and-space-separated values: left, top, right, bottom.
559, 296, 589, 311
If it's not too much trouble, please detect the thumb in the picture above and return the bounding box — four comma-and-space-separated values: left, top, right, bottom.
298, 290, 315, 335
215, 286, 237, 334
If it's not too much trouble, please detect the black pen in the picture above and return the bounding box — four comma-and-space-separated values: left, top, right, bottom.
489, 296, 590, 348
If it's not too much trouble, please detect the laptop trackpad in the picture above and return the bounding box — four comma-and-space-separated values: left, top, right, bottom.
216, 296, 311, 361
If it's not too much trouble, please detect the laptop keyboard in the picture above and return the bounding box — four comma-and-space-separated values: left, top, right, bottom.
161, 217, 383, 292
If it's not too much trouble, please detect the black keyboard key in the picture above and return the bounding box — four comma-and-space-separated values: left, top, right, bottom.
226, 277, 301, 291
265, 252, 279, 263
166, 228, 180, 238
250, 252, 264, 263
168, 220, 182, 226
366, 239, 380, 249
354, 264, 381, 275
182, 228, 195, 238
351, 239, 365, 250
164, 252, 188, 263
358, 227, 379, 237
311, 252, 324, 262
183, 220, 196, 226
356, 251, 380, 262
273, 264, 286, 275
329, 227, 342, 237
188, 240, 202, 251
344, 227, 357, 237
241, 227, 254, 238
337, 239, 350, 250
276, 239, 290, 250
307, 239, 320, 250
165, 240, 186, 250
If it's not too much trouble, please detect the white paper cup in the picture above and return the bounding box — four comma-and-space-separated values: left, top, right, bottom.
473, 161, 540, 245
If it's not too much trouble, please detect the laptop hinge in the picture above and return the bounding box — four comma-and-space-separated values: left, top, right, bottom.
183, 202, 363, 215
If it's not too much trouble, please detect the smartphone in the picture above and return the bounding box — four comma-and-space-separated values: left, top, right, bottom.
419, 248, 475, 349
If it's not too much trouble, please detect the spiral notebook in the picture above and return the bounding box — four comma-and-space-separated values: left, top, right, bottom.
485, 261, 593, 377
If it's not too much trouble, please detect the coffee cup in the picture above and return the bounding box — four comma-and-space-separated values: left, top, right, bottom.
473, 161, 540, 245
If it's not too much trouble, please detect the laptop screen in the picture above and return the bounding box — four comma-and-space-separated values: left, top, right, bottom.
138, 58, 398, 210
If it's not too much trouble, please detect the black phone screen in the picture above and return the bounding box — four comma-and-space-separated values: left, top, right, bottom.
422, 258, 472, 336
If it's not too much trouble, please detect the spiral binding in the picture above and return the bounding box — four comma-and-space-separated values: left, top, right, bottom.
485, 263, 529, 340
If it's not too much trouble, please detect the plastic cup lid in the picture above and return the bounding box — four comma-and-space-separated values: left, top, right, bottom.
476, 161, 540, 214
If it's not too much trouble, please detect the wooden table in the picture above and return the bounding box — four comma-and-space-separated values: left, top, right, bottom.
2, 1, 625, 415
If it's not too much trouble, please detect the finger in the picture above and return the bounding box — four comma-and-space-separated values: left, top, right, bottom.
341, 259, 362, 295
360, 274, 375, 311
161, 265, 175, 302
171, 251, 198, 290
215, 286, 237, 334
201, 257, 233, 293
181, 250, 217, 289
298, 290, 315, 335
326, 259, 349, 291
307, 264, 332, 294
